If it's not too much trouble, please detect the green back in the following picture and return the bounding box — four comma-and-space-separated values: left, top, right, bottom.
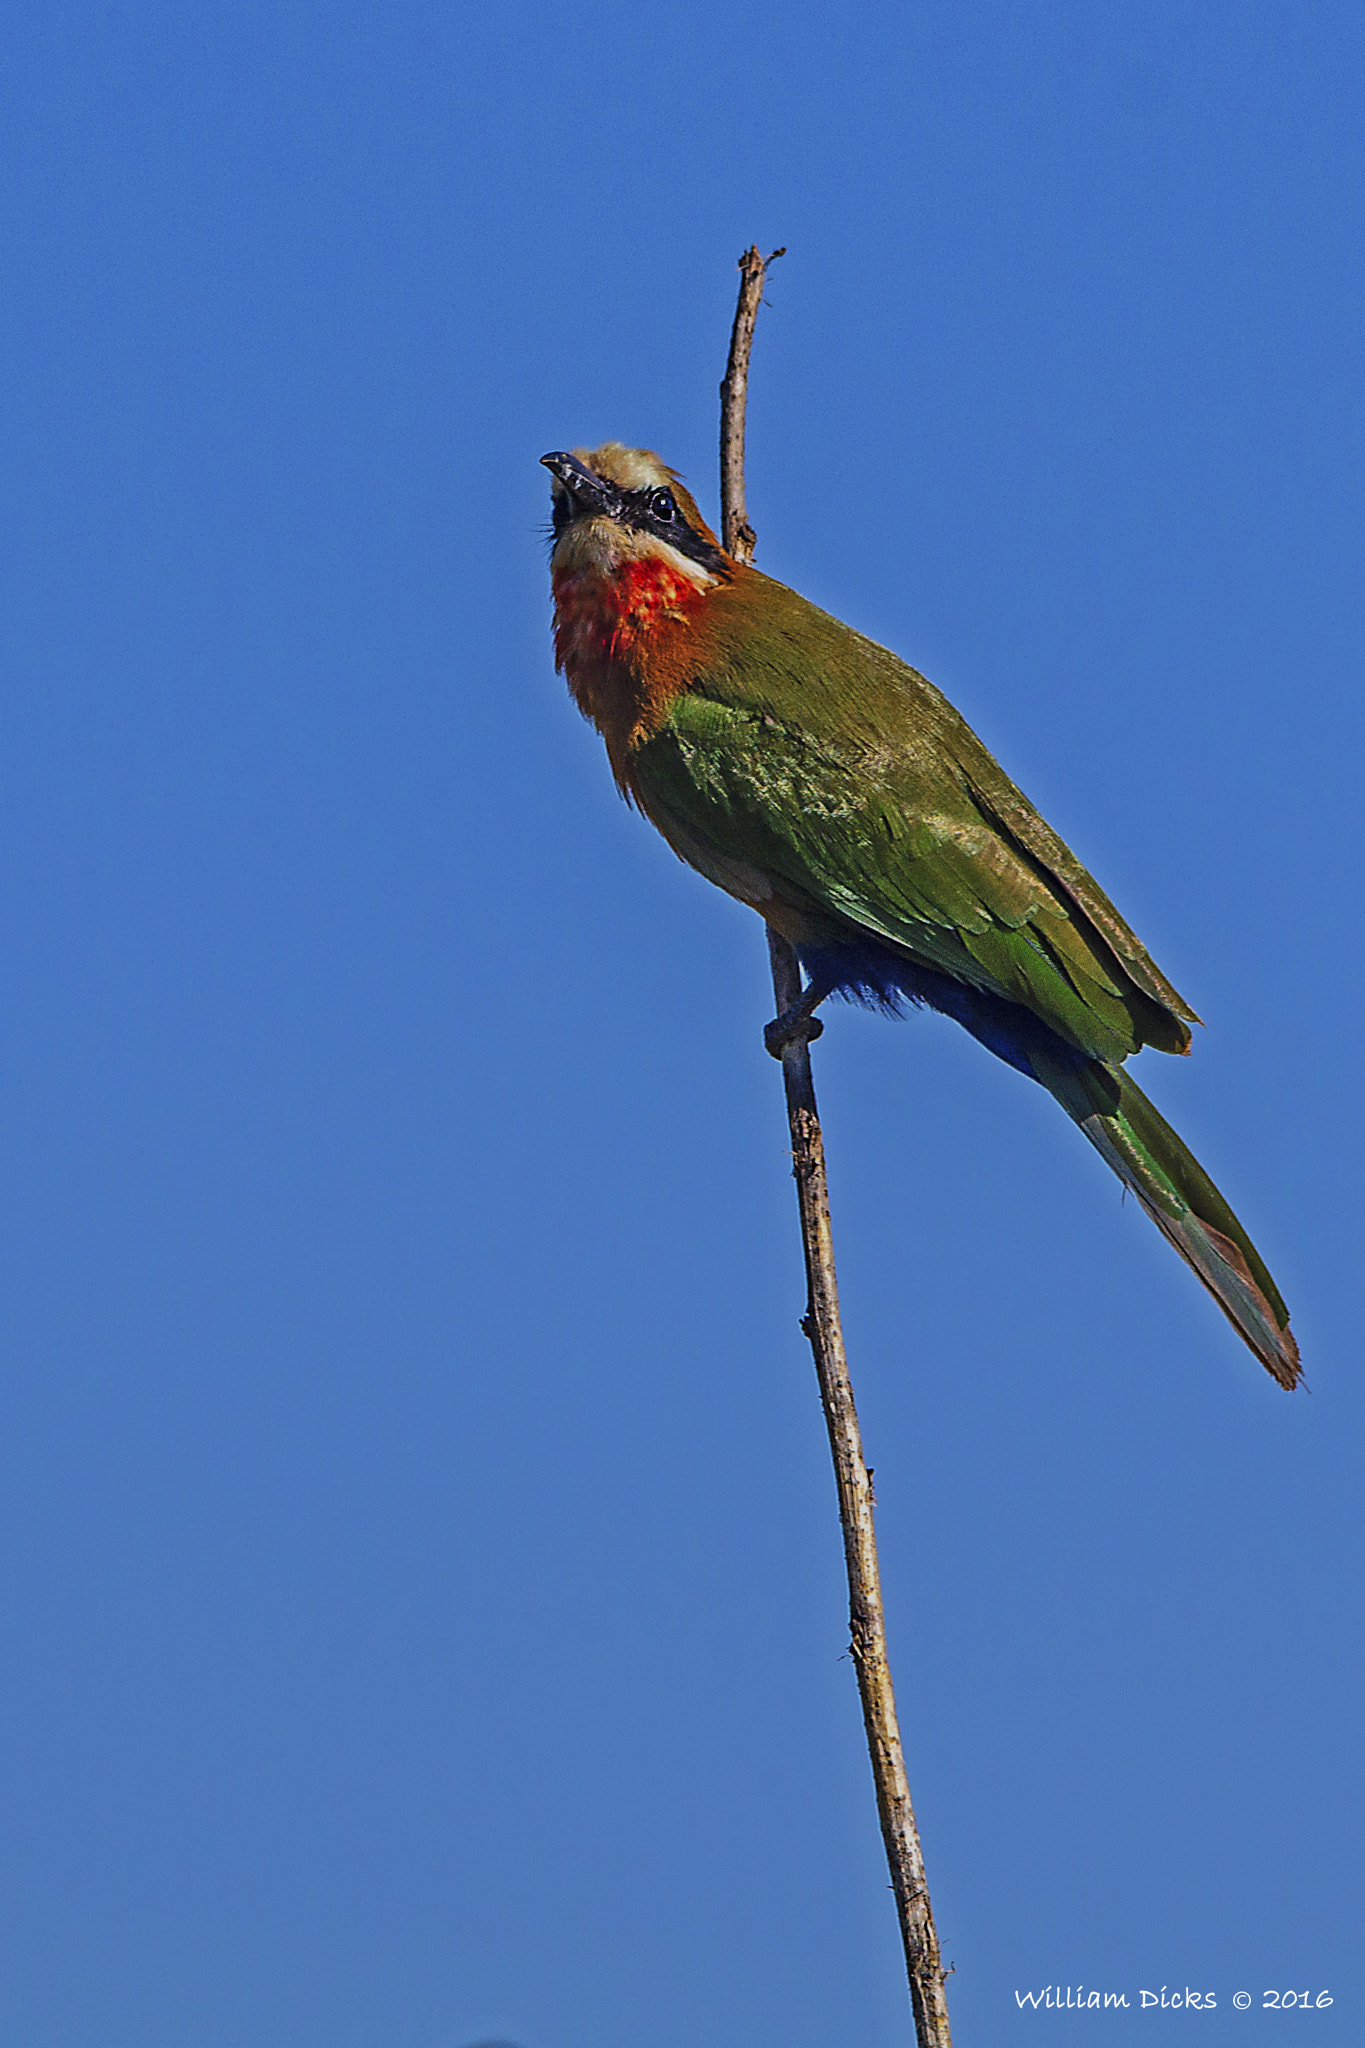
632, 569, 1197, 1065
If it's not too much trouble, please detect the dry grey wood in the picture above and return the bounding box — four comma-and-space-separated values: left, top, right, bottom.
719, 244, 783, 562
721, 249, 953, 2048
766, 937, 952, 2046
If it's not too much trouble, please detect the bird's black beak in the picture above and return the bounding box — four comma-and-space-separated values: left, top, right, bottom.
540, 451, 620, 520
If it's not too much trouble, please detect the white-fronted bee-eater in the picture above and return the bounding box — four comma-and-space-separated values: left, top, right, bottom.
543, 442, 1299, 1387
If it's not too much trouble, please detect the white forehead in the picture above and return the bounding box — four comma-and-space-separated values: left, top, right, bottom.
574, 442, 674, 491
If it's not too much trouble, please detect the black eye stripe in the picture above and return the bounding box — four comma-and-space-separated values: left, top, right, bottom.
546, 472, 728, 572
620, 485, 678, 523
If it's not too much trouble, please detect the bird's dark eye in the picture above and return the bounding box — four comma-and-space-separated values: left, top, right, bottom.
650, 488, 678, 521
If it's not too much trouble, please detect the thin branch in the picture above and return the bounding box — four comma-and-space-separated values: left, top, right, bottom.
721, 252, 953, 2048
719, 245, 783, 562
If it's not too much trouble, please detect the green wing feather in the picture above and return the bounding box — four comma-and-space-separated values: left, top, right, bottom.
634, 570, 1195, 1063
628, 570, 1300, 1386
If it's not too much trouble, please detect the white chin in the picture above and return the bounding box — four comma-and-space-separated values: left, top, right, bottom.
553, 520, 717, 588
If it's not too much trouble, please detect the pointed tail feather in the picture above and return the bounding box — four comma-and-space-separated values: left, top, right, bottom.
1037, 1057, 1301, 1388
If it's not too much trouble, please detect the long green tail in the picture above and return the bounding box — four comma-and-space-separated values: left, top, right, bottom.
1037, 1056, 1301, 1388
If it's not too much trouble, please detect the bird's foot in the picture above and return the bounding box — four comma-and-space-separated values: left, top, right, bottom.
764, 1001, 825, 1061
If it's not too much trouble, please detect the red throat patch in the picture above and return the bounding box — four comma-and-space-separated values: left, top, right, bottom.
551, 555, 718, 786
552, 556, 710, 667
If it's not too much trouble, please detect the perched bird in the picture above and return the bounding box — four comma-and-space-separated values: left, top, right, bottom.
542, 442, 1299, 1388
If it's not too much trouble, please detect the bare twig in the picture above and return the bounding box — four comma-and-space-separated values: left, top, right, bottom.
721, 251, 952, 2048
719, 244, 784, 562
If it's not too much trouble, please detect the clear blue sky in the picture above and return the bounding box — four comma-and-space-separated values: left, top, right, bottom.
1, 3, 1361, 2043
